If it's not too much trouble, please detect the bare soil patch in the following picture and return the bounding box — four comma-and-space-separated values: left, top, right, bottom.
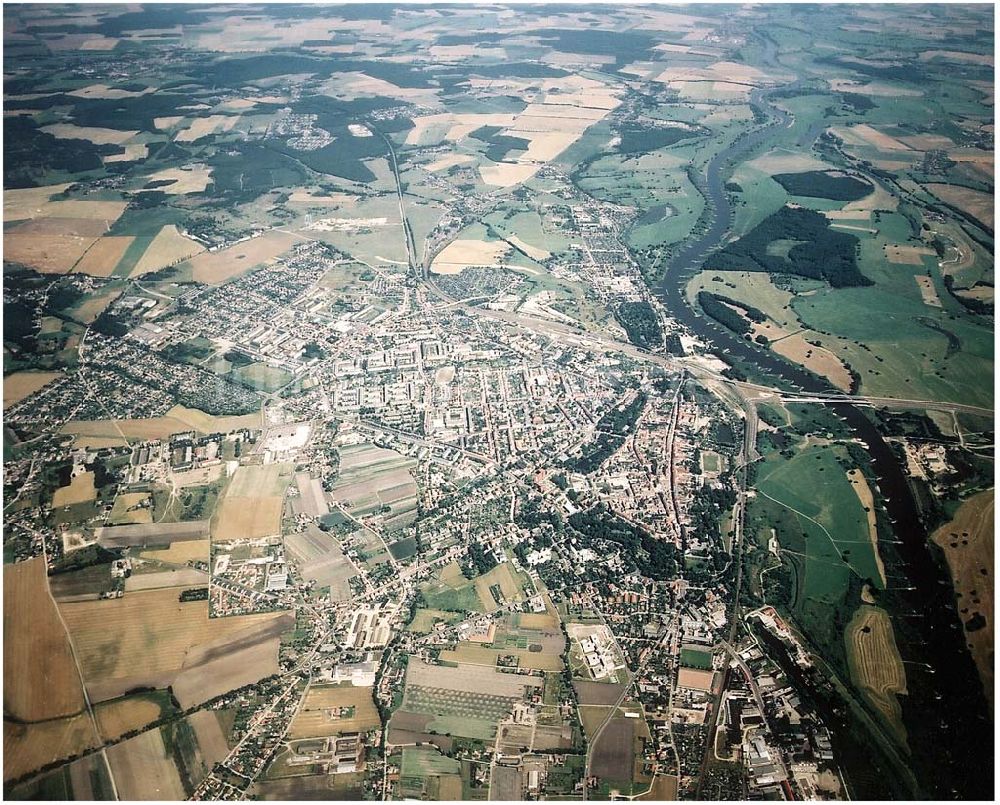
59, 588, 288, 703
884, 244, 932, 265
183, 230, 301, 284
4, 557, 87, 722
924, 183, 994, 231
52, 470, 97, 507
73, 235, 133, 277
3, 371, 62, 408
107, 727, 187, 800
431, 239, 510, 275
40, 123, 137, 145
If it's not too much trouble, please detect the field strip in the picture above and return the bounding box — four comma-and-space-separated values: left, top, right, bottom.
40, 541, 121, 797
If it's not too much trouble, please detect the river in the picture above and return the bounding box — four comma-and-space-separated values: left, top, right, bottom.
651, 76, 992, 798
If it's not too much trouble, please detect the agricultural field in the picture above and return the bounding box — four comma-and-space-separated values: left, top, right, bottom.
931, 489, 994, 710
94, 690, 176, 742
390, 659, 542, 744
330, 442, 417, 529
439, 611, 565, 672
844, 605, 908, 747
60, 404, 262, 445
284, 526, 356, 601
1, 3, 993, 801
52, 470, 97, 507
178, 230, 303, 284
57, 587, 291, 704
4, 558, 87, 724
213, 462, 294, 541
288, 684, 381, 739
107, 727, 187, 800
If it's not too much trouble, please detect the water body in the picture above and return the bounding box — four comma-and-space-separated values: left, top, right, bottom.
652, 84, 992, 798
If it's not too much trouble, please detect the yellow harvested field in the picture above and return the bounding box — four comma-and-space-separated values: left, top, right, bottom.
924, 183, 994, 231
288, 190, 358, 205
154, 115, 184, 130
897, 134, 956, 151
95, 696, 163, 742
746, 148, 833, 176
5, 219, 105, 274
844, 605, 907, 745
40, 122, 137, 144
480, 162, 540, 187
884, 244, 933, 265
828, 78, 923, 97
214, 497, 284, 540
519, 131, 579, 162
131, 225, 206, 277
109, 492, 153, 525
4, 558, 87, 722
172, 464, 224, 487
214, 462, 293, 540
920, 49, 993, 65
59, 588, 288, 702
518, 611, 561, 631
4, 370, 62, 408
140, 539, 211, 565
68, 285, 121, 325
506, 235, 551, 261
172, 632, 283, 709
771, 334, 853, 392
406, 113, 516, 146
61, 405, 261, 442
289, 684, 381, 738
835, 123, 912, 152
3, 715, 99, 783
68, 83, 153, 99
72, 235, 134, 277
931, 489, 994, 712
107, 728, 187, 800
430, 44, 506, 61
53, 471, 97, 507
141, 165, 213, 194
188, 710, 230, 767
846, 469, 887, 586
321, 70, 439, 104
424, 153, 476, 172
656, 60, 766, 85
473, 563, 524, 612
183, 230, 302, 284
3, 183, 72, 222
174, 114, 240, 142
957, 286, 995, 303
432, 239, 510, 274
914, 275, 942, 308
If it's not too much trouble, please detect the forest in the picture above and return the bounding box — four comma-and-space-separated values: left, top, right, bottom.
706, 206, 871, 287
